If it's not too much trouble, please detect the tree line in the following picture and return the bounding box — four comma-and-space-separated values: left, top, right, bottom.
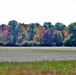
0, 20, 76, 46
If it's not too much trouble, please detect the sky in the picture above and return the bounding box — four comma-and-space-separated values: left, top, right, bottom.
0, 0, 76, 25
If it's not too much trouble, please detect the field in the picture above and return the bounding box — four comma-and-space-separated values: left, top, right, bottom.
0, 60, 76, 75
0, 47, 76, 75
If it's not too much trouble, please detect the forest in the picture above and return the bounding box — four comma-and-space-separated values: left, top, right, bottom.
0, 20, 76, 46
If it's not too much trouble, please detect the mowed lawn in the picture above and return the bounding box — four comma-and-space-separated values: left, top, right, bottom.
0, 60, 76, 75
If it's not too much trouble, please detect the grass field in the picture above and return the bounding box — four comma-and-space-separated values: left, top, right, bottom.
0, 60, 76, 75
0, 47, 76, 75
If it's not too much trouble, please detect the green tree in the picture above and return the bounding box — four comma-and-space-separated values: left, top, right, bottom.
55, 22, 66, 31
8, 20, 18, 45
68, 22, 76, 34
35, 23, 40, 27
64, 22, 76, 46
55, 22, 66, 42
53, 30, 63, 46
28, 23, 35, 41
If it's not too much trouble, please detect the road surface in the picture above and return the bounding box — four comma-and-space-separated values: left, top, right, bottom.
0, 47, 76, 62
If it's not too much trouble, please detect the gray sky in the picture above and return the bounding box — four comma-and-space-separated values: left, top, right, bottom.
0, 0, 76, 25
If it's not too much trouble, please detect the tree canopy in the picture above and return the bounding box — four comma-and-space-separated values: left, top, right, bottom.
0, 20, 76, 46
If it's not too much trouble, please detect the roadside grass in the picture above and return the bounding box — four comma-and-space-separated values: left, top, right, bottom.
39, 49, 76, 52
0, 60, 76, 75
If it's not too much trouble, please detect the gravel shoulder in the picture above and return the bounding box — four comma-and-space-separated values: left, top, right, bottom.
0, 47, 76, 51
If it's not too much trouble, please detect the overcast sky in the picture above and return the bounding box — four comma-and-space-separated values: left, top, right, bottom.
0, 0, 76, 25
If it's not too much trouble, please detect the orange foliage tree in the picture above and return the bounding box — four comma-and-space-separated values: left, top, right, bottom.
62, 30, 67, 40
34, 26, 44, 41
21, 23, 28, 33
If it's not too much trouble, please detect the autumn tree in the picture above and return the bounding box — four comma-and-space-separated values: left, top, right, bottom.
0, 24, 9, 46
40, 22, 53, 46
34, 26, 44, 41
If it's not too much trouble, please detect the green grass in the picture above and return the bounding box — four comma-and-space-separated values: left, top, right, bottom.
39, 49, 76, 52
0, 60, 76, 75
0, 60, 76, 70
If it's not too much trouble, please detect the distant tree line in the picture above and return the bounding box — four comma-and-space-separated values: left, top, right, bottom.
0, 20, 76, 46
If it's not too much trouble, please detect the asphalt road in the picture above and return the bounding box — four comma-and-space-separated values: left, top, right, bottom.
0, 47, 76, 62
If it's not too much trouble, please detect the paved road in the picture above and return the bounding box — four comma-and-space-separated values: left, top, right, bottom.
0, 47, 76, 62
